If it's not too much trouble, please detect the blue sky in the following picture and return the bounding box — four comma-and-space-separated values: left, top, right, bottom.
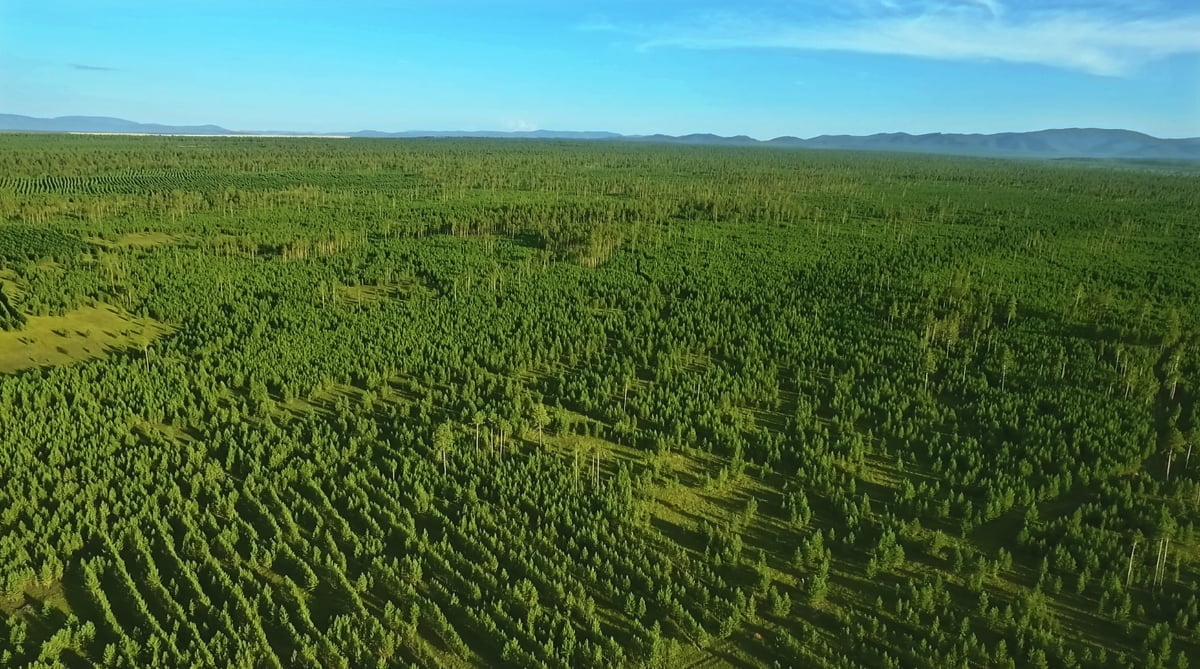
1, 0, 1197, 137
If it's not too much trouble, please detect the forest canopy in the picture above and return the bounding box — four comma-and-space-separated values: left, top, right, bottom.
0, 134, 1197, 668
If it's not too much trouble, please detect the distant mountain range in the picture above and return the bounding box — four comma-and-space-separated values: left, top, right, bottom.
3, 114, 1198, 160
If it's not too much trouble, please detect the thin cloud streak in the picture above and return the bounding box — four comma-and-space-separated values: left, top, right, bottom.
71, 63, 119, 71
622, 6, 1200, 76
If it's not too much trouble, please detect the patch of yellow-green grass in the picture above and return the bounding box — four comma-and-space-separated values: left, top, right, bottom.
275, 380, 405, 422
130, 417, 195, 443
0, 303, 170, 374
672, 630, 780, 669
680, 350, 713, 373
0, 269, 25, 300
278, 395, 321, 418
88, 231, 179, 248
336, 283, 396, 305
0, 578, 71, 617
335, 275, 434, 306
534, 412, 766, 531
539, 410, 643, 462
649, 472, 752, 535
538, 419, 782, 561
846, 453, 910, 494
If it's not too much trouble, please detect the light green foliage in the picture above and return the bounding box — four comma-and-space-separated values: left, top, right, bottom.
0, 134, 1198, 668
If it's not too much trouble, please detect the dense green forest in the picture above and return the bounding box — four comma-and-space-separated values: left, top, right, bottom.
0, 133, 1197, 668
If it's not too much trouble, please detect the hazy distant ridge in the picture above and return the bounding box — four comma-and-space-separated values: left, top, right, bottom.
766, 129, 1200, 159
1, 114, 232, 136
2, 114, 1196, 159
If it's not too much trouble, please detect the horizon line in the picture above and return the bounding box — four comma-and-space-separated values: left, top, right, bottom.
2, 114, 1198, 142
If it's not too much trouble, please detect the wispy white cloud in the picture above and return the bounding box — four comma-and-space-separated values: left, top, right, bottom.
71, 63, 119, 72
503, 119, 538, 132
603, 2, 1200, 76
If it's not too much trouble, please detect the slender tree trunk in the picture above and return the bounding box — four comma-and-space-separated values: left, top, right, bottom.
1154, 538, 1165, 588
1161, 538, 1171, 586
1127, 541, 1138, 587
